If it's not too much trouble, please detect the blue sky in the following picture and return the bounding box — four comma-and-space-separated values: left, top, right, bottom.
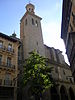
0, 0, 69, 63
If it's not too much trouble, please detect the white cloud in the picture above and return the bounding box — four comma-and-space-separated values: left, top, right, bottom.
41, 21, 69, 64
42, 21, 62, 48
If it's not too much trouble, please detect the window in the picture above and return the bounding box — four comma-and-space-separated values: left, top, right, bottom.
25, 19, 27, 25
0, 55, 2, 65
35, 20, 38, 27
29, 8, 30, 11
5, 74, 11, 80
66, 77, 68, 80
5, 74, 11, 85
7, 57, 11, 67
36, 42, 38, 46
55, 67, 58, 73
63, 70, 65, 75
8, 44, 12, 51
0, 41, 3, 48
32, 18, 34, 25
32, 9, 33, 12
37, 50, 39, 53
70, 78, 73, 83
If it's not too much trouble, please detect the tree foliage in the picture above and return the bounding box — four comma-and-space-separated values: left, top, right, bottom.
22, 51, 54, 99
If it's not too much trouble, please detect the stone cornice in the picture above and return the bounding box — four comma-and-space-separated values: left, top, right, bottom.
20, 11, 42, 22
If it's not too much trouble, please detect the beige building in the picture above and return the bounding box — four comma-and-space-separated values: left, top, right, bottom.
0, 32, 19, 100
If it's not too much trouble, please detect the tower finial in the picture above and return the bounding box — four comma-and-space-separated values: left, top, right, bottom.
26, 2, 35, 14
29, 0, 31, 4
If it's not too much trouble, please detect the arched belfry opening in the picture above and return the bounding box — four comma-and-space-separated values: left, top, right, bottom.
69, 87, 75, 100
50, 86, 60, 100
60, 85, 68, 100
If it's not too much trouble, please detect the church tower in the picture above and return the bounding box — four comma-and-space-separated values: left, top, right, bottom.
20, 3, 45, 59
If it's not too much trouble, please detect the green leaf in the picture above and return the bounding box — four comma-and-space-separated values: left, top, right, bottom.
22, 50, 54, 97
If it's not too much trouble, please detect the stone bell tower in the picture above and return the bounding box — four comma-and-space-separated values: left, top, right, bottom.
20, 3, 45, 59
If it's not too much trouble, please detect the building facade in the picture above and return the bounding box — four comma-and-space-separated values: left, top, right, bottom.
61, 0, 75, 80
0, 33, 19, 100
18, 3, 75, 100
44, 45, 75, 100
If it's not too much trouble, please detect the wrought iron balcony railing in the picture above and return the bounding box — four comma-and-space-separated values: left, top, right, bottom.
0, 62, 15, 69
4, 80, 12, 86
0, 45, 14, 54
7, 48, 14, 53
0, 79, 16, 87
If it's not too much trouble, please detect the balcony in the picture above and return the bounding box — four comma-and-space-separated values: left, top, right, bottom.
0, 45, 14, 55
4, 80, 12, 86
7, 47, 14, 54
0, 79, 16, 87
0, 62, 15, 71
